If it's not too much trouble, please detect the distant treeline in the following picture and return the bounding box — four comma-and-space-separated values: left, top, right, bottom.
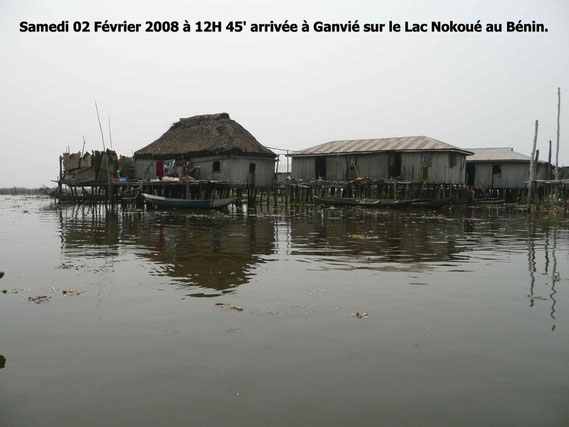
0, 187, 54, 195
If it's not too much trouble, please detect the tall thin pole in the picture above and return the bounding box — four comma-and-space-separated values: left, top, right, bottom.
108, 114, 113, 151
547, 140, 552, 201
58, 155, 63, 200
95, 101, 106, 151
548, 140, 552, 179
555, 88, 560, 181
528, 120, 538, 210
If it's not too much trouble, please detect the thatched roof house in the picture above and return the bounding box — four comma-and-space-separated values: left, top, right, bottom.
134, 113, 276, 187
134, 113, 275, 159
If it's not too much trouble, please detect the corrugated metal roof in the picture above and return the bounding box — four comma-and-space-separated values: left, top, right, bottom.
465, 147, 533, 162
291, 136, 472, 156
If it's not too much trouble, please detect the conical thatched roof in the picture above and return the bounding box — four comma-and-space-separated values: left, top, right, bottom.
134, 113, 276, 159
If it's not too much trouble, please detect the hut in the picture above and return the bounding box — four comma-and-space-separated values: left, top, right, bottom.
465, 147, 549, 189
289, 136, 472, 184
62, 150, 118, 185
134, 113, 277, 188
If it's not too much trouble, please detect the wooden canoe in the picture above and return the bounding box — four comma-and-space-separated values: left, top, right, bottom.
313, 196, 412, 208
313, 196, 381, 207
409, 198, 453, 208
142, 193, 235, 209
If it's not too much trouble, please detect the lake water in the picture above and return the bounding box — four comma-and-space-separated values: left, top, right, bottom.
1, 196, 568, 426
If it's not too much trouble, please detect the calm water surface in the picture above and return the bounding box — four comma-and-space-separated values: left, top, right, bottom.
1, 196, 568, 426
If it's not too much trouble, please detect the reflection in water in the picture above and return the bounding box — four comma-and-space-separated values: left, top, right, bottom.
290, 209, 469, 267
59, 206, 276, 296
3, 196, 569, 426
548, 225, 559, 330
56, 204, 568, 313
526, 219, 562, 331
528, 218, 537, 307
134, 214, 275, 296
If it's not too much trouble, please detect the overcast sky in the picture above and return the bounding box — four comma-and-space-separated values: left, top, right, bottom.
1, 0, 568, 187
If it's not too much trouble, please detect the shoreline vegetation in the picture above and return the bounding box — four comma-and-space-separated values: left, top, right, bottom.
0, 187, 54, 196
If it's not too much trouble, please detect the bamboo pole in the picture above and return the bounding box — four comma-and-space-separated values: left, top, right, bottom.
528, 120, 538, 210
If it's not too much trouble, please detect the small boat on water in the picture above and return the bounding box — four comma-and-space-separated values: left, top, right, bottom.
313, 196, 412, 208
142, 193, 236, 209
313, 196, 380, 207
378, 199, 413, 208
409, 197, 453, 208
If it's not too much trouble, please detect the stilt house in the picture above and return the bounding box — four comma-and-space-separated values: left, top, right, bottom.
289, 136, 472, 184
134, 113, 276, 188
465, 147, 549, 189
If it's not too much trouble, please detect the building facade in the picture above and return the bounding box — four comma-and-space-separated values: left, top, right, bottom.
290, 136, 472, 184
465, 148, 548, 189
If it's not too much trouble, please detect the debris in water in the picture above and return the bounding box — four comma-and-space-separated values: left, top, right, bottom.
0, 272, 4, 279
214, 303, 244, 312
62, 289, 84, 296
0, 355, 5, 369
528, 295, 547, 301
350, 312, 369, 319
28, 296, 51, 304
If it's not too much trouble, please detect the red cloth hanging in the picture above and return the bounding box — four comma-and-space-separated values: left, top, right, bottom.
156, 160, 164, 179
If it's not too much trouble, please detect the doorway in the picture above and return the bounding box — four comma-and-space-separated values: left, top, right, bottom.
466, 163, 475, 186
315, 157, 326, 179
388, 152, 401, 179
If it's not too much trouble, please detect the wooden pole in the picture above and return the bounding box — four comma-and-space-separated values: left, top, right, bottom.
108, 115, 113, 151
528, 120, 538, 210
555, 88, 560, 181
548, 140, 552, 179
95, 101, 106, 150
534, 150, 540, 200
58, 155, 63, 200
547, 140, 552, 202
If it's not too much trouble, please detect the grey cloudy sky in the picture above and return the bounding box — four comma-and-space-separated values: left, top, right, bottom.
1, 0, 568, 187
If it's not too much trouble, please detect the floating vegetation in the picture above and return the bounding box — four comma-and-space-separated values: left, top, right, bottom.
28, 296, 51, 304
